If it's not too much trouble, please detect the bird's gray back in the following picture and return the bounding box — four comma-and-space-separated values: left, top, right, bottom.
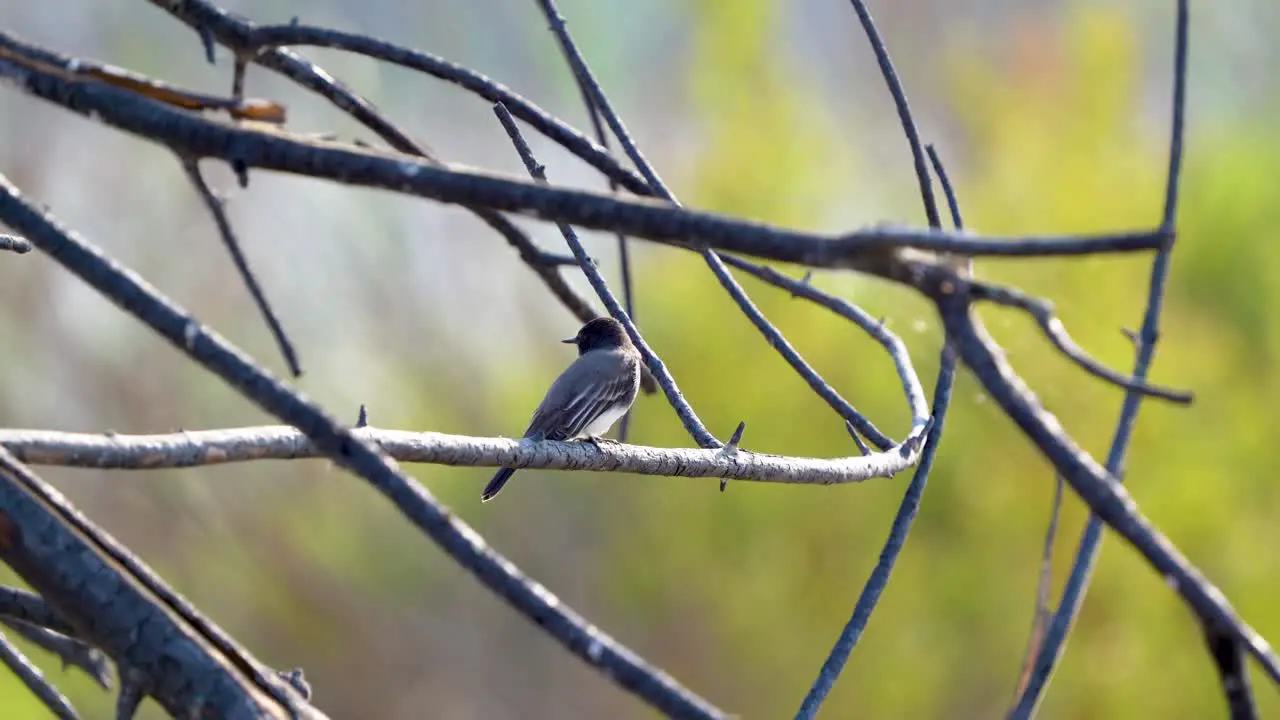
523, 348, 640, 441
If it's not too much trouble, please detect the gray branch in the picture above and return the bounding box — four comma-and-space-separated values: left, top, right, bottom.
0, 631, 78, 719
0, 30, 1164, 265
0, 426, 930, 485
0, 447, 324, 718
0, 618, 112, 690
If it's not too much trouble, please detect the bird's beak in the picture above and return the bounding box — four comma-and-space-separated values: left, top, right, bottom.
560, 337, 578, 344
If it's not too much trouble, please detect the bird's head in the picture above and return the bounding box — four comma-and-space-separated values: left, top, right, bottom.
562, 317, 632, 355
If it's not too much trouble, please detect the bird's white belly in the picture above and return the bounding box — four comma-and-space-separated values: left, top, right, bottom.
578, 402, 629, 438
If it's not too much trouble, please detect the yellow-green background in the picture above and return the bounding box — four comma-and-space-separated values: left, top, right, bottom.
0, 1, 1276, 718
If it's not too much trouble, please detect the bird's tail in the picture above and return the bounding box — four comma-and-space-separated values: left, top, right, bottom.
482, 467, 517, 502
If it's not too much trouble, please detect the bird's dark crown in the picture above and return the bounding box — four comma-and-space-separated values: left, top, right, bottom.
563, 317, 633, 354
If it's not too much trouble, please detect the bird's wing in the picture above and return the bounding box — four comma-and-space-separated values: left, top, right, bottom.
524, 350, 637, 441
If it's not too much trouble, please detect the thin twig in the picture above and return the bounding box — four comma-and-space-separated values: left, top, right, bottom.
926, 146, 963, 235
114, 670, 144, 720
234, 21, 652, 195
1203, 624, 1257, 720
130, 13, 619, 375
721, 256, 923, 447
797, 139, 961, 718
0, 36, 284, 122
1009, 475, 1064, 701
797, 344, 956, 719
532, 0, 671, 195
1010, 2, 1194, 714
556, 11, 648, 436
493, 102, 723, 449
843, 421, 872, 456
970, 283, 1192, 403
941, 306, 1280, 687
0, 630, 78, 720
845, 0, 941, 228
0, 586, 73, 636
0, 618, 112, 689
180, 157, 303, 377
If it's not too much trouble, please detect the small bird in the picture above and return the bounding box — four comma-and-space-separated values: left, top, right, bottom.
482, 317, 642, 502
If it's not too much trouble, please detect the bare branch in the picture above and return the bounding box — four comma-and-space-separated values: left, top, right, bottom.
0, 234, 31, 254
722, 257, 926, 446
843, 0, 941, 228
234, 21, 653, 195
1204, 624, 1258, 720
150, 0, 650, 366
843, 421, 872, 456
942, 306, 1280, 687
0, 447, 319, 717
98, 11, 626, 386
0, 34, 284, 122
799, 349, 956, 719
493, 102, 722, 448
542, 0, 650, 422
114, 670, 144, 720
0, 586, 74, 636
0, 630, 78, 720
180, 157, 302, 377
798, 136, 962, 718
971, 283, 1192, 403
926, 145, 964, 233
1009, 475, 1064, 703
0, 32, 1166, 262
0, 618, 112, 690
1012, 1, 1196, 713
0, 425, 927, 485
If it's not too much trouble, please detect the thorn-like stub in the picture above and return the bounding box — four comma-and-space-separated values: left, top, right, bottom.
843, 420, 871, 456
232, 160, 249, 188
897, 418, 934, 458
355, 405, 369, 428
716, 421, 746, 493
198, 27, 216, 65
278, 667, 312, 699
716, 434, 742, 460
790, 270, 815, 298
726, 421, 746, 450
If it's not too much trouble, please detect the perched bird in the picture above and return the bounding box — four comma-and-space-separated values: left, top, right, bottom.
482, 317, 642, 502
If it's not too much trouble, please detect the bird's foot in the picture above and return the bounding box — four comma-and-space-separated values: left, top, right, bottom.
581, 435, 620, 450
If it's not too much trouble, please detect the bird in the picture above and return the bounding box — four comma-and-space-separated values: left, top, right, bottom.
482, 317, 642, 502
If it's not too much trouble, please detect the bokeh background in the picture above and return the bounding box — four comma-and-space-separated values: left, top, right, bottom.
1, 0, 1278, 717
